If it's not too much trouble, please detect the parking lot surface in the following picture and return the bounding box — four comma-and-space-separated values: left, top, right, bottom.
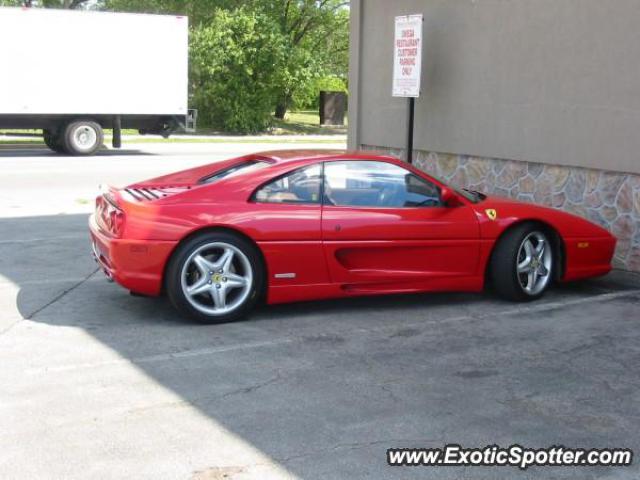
1, 144, 640, 480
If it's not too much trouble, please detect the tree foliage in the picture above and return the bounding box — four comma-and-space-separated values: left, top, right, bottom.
104, 0, 237, 25
257, 0, 349, 118
0, 0, 90, 8
189, 8, 285, 133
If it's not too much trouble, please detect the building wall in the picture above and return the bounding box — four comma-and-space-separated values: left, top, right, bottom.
350, 0, 640, 176
350, 0, 640, 271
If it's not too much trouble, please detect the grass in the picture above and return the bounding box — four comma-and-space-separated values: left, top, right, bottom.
271, 110, 347, 135
0, 137, 345, 146
0, 128, 139, 135
0, 111, 348, 143
123, 137, 344, 144
0, 139, 42, 145
287, 110, 348, 126
188, 110, 348, 136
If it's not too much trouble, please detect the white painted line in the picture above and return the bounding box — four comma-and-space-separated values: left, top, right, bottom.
0, 276, 103, 287
26, 338, 295, 375
0, 235, 87, 245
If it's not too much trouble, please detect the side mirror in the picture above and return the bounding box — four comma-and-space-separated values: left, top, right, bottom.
440, 186, 459, 207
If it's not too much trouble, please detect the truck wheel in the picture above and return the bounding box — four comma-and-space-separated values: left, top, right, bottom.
62, 120, 103, 156
43, 130, 65, 153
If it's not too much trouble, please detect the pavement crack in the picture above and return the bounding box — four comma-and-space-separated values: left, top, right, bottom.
221, 370, 283, 399
26, 267, 100, 320
379, 383, 401, 403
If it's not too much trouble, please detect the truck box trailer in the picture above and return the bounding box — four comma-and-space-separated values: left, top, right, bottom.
0, 7, 192, 155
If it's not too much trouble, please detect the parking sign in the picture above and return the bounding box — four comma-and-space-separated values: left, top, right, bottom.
392, 14, 423, 97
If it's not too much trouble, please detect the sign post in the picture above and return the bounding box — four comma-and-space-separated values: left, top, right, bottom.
392, 14, 423, 163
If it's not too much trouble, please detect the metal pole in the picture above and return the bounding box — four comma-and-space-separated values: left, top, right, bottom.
406, 97, 415, 163
112, 115, 122, 149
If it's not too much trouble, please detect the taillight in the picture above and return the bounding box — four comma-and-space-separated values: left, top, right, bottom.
96, 193, 125, 237
109, 208, 125, 237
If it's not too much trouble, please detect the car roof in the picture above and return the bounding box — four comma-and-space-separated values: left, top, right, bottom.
252, 149, 400, 164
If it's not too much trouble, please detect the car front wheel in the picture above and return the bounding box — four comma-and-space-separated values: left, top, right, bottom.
166, 232, 264, 323
490, 224, 554, 301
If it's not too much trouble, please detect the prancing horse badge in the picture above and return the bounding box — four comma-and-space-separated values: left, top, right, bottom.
485, 209, 498, 220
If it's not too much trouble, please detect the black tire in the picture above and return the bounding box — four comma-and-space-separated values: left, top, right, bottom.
62, 120, 103, 156
43, 129, 66, 153
165, 231, 265, 324
489, 223, 554, 302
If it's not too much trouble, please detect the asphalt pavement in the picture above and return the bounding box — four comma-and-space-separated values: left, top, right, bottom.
1, 142, 640, 480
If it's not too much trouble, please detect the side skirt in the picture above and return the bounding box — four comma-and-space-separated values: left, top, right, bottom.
266, 276, 484, 305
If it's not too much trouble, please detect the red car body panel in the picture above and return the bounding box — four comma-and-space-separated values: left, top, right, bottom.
89, 150, 616, 302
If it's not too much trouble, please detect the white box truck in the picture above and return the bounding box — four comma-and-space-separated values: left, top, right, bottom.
0, 7, 193, 155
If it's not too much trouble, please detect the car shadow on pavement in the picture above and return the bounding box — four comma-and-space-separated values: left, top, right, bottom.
3, 213, 640, 479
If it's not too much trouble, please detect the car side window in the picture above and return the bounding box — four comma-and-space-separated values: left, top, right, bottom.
323, 161, 441, 207
253, 164, 322, 204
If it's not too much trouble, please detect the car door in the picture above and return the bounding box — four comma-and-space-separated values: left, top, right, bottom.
321, 160, 480, 291
250, 163, 330, 289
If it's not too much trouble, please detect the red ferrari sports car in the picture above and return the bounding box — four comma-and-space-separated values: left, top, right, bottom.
89, 150, 616, 323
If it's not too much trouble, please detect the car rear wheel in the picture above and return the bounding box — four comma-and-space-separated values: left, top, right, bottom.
490, 224, 554, 301
166, 232, 264, 323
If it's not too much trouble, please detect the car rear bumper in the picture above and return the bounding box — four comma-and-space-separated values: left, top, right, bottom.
89, 214, 176, 296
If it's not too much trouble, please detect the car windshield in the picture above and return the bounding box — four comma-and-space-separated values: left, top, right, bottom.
199, 160, 269, 184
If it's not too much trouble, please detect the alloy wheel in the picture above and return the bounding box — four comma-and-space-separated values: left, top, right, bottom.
180, 242, 253, 316
516, 231, 553, 296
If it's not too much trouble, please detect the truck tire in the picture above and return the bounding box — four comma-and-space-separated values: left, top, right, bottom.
43, 130, 65, 154
62, 120, 103, 156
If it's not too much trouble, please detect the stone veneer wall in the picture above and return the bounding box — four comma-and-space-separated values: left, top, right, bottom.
362, 146, 640, 273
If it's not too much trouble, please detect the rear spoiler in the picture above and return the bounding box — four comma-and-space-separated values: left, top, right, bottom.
99, 184, 125, 209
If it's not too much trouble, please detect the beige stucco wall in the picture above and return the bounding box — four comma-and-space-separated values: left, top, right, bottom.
349, 0, 640, 176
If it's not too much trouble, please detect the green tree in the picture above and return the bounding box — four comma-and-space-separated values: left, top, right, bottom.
104, 0, 238, 25
189, 8, 285, 133
0, 0, 91, 8
257, 0, 349, 119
